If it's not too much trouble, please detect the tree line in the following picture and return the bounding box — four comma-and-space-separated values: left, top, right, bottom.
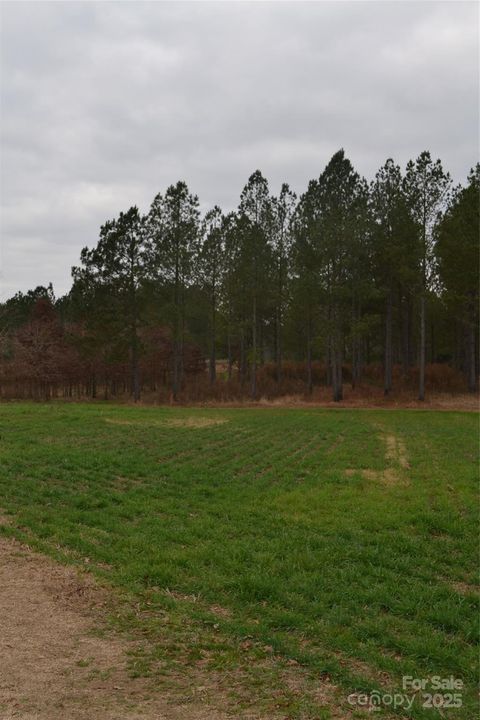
1, 150, 478, 402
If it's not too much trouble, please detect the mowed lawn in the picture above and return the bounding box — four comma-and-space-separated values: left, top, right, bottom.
0, 403, 478, 718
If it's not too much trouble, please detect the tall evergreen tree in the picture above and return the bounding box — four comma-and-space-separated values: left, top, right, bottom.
73, 207, 147, 401
147, 182, 200, 400
291, 183, 320, 394
197, 206, 225, 384
222, 212, 249, 385
436, 165, 479, 392
271, 184, 296, 385
315, 150, 365, 401
371, 160, 417, 394
238, 171, 272, 399
404, 152, 451, 401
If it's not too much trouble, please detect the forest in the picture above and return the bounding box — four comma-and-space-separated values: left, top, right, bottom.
1, 149, 478, 403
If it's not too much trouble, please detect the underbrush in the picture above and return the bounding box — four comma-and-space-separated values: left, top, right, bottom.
1, 362, 474, 404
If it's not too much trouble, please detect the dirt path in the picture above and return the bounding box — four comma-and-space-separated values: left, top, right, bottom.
0, 537, 230, 720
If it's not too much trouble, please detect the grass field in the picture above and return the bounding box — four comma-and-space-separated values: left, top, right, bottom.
0, 403, 478, 718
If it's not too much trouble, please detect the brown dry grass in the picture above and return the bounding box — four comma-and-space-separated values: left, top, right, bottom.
440, 578, 480, 597
104, 416, 228, 428
157, 390, 479, 412
384, 434, 410, 469
165, 417, 227, 428
450, 581, 480, 596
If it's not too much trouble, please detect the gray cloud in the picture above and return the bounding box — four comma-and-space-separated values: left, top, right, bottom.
1, 1, 478, 299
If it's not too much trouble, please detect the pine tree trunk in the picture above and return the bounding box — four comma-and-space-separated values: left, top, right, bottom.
227, 328, 232, 381
418, 293, 426, 401
326, 301, 332, 386
172, 256, 180, 401
240, 327, 246, 389
172, 336, 179, 401
276, 304, 282, 385
131, 325, 140, 403
336, 349, 343, 402
430, 318, 435, 364
453, 320, 462, 371
132, 347, 140, 402
179, 289, 185, 390
209, 289, 216, 384
384, 289, 393, 396
259, 321, 264, 366
401, 292, 410, 379
331, 306, 343, 402
467, 319, 477, 393
332, 343, 337, 401
325, 348, 331, 387
306, 312, 313, 395
251, 295, 257, 399
332, 344, 343, 402
475, 318, 479, 382
351, 341, 357, 390
306, 345, 312, 396
351, 299, 356, 390
131, 302, 140, 403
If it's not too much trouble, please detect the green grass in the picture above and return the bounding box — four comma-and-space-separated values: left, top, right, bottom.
0, 402, 478, 718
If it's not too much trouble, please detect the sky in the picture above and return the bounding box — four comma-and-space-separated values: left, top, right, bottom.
0, 1, 478, 301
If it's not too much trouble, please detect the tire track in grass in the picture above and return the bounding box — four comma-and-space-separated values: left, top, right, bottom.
344, 424, 411, 486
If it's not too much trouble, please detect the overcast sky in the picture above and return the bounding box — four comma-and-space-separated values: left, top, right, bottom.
0, 1, 478, 300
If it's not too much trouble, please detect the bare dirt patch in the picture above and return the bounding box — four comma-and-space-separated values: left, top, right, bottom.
165, 417, 227, 429
445, 579, 480, 597
111, 475, 145, 491
0, 537, 232, 720
104, 418, 136, 426
344, 467, 405, 486
0, 513, 12, 527
104, 416, 227, 430
334, 652, 392, 689
209, 604, 232, 619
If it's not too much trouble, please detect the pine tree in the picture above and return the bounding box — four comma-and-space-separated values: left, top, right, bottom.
436, 165, 479, 391
315, 150, 365, 402
147, 182, 200, 400
271, 184, 296, 385
292, 179, 322, 394
73, 207, 147, 401
371, 159, 417, 394
404, 152, 451, 401
197, 206, 225, 384
238, 171, 273, 399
